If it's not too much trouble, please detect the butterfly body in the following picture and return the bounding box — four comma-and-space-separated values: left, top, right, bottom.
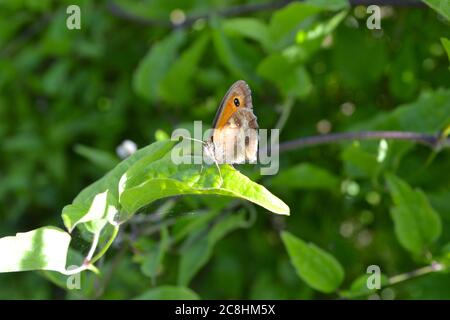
204, 80, 259, 164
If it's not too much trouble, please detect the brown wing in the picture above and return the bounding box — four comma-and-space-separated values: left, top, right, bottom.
212, 80, 253, 130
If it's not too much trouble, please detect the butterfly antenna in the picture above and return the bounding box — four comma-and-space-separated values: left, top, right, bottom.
179, 136, 222, 186
180, 136, 206, 145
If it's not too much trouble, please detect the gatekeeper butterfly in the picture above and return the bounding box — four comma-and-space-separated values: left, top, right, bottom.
204, 80, 259, 165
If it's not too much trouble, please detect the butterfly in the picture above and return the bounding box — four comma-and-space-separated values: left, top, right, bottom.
204, 80, 259, 165
180, 80, 258, 185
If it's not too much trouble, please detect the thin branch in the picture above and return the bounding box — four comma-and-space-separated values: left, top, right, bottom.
340, 261, 445, 299
107, 0, 290, 28
277, 131, 449, 153
388, 261, 444, 286
107, 0, 424, 28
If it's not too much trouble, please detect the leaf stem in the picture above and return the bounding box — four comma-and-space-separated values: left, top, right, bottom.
85, 231, 100, 262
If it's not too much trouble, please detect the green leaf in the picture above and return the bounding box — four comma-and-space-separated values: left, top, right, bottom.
74, 144, 118, 171
386, 173, 442, 255
352, 89, 450, 132
269, 2, 322, 50
139, 228, 170, 283
340, 273, 389, 298
211, 18, 256, 81
296, 10, 348, 45
178, 210, 248, 286
281, 231, 344, 293
41, 248, 85, 289
62, 190, 117, 234
133, 30, 186, 102
62, 140, 177, 232
171, 210, 219, 242
271, 163, 339, 190
134, 286, 200, 300
0, 227, 71, 273
333, 27, 387, 89
341, 143, 380, 179
423, 0, 450, 21
159, 33, 209, 105
257, 53, 312, 98
441, 38, 450, 62
222, 17, 271, 50
119, 146, 290, 216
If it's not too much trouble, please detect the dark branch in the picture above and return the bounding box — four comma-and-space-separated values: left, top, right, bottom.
107, 0, 425, 28
277, 131, 449, 153
107, 0, 290, 28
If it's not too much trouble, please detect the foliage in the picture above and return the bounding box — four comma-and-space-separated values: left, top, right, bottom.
0, 0, 449, 299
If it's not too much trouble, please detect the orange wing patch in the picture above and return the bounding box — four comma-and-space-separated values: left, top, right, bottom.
214, 95, 240, 129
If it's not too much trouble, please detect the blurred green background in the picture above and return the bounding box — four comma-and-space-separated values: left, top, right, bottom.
0, 0, 449, 299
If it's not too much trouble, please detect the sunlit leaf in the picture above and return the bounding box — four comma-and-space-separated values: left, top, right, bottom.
269, 2, 321, 50
62, 140, 177, 232
0, 227, 71, 273
119, 149, 290, 216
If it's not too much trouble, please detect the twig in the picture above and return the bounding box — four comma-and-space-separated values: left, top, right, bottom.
107, 0, 424, 28
107, 0, 290, 28
388, 261, 444, 286
341, 261, 445, 299
277, 131, 449, 153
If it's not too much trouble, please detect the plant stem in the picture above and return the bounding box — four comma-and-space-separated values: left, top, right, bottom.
85, 231, 100, 262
